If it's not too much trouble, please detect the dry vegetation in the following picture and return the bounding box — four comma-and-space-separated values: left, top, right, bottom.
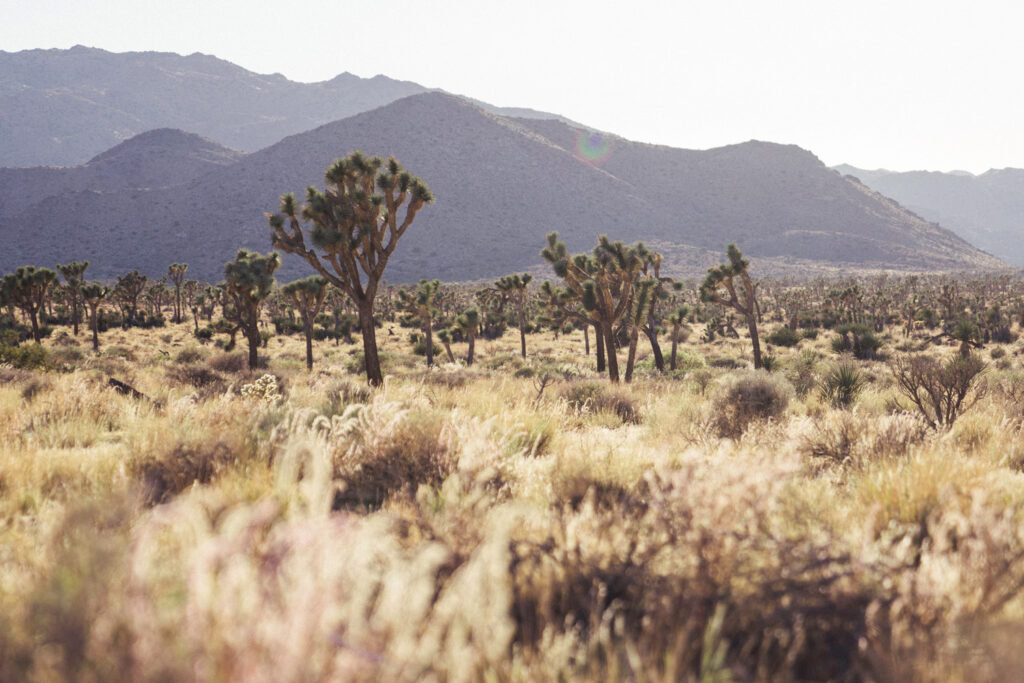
5, 286, 1024, 682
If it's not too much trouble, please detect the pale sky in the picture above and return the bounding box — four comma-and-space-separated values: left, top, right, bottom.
4, 0, 1023, 173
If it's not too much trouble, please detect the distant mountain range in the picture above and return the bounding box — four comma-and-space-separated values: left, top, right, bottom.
0, 84, 1002, 281
0, 45, 579, 168
834, 164, 1024, 266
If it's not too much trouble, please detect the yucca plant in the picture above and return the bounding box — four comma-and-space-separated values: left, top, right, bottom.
819, 361, 864, 408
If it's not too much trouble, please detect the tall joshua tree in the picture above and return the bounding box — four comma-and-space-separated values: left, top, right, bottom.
496, 272, 533, 359
167, 263, 188, 323
3, 266, 58, 342
57, 261, 89, 336
398, 279, 442, 367
80, 282, 108, 352
281, 275, 329, 370
700, 244, 763, 369
269, 151, 433, 386
223, 249, 281, 371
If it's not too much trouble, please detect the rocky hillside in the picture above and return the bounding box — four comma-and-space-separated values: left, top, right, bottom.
0, 93, 1005, 281
835, 164, 1024, 266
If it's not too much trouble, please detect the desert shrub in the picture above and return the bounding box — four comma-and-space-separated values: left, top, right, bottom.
165, 363, 227, 398
512, 366, 535, 379
174, 346, 207, 364
506, 413, 558, 457
560, 381, 641, 425
130, 430, 251, 506
195, 327, 214, 342
831, 323, 881, 360
766, 326, 801, 347
801, 327, 819, 340
786, 350, 819, 397
102, 344, 136, 361
709, 356, 745, 369
819, 362, 864, 408
330, 402, 453, 508
0, 342, 49, 370
49, 346, 84, 368
760, 353, 779, 372
711, 370, 794, 438
208, 351, 248, 374
990, 346, 1006, 360
689, 368, 715, 395
20, 376, 52, 402
320, 377, 374, 416
889, 353, 986, 429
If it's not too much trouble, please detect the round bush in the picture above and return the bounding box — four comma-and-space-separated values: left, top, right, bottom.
711, 370, 794, 438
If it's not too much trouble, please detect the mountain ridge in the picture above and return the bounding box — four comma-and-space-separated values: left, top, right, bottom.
0, 92, 1003, 282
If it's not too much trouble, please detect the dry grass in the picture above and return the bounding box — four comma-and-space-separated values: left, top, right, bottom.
3, 317, 1024, 680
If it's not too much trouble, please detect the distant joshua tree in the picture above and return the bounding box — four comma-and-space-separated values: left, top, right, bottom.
222, 249, 280, 371
280, 275, 329, 370
80, 282, 108, 351
57, 261, 89, 336
269, 151, 433, 386
455, 307, 480, 365
167, 263, 188, 323
495, 273, 533, 359
398, 279, 442, 367
700, 244, 763, 369
3, 266, 58, 342
114, 270, 148, 326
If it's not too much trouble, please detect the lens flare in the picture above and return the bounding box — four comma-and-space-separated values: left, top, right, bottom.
574, 130, 613, 166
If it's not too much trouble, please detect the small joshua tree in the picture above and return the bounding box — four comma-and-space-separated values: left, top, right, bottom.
281, 275, 329, 370
667, 304, 691, 372
57, 261, 89, 336
3, 265, 59, 342
436, 328, 456, 363
495, 272, 534, 359
222, 249, 281, 371
269, 151, 433, 386
80, 282, 108, 352
700, 244, 763, 369
167, 263, 188, 324
455, 307, 481, 366
397, 279, 442, 367
114, 270, 147, 326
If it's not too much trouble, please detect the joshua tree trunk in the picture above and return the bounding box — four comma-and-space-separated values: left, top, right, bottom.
624, 326, 639, 383
302, 315, 314, 370
670, 335, 679, 372
518, 308, 527, 359
245, 320, 260, 372
359, 302, 383, 386
466, 332, 476, 366
442, 340, 455, 363
594, 323, 606, 373
583, 325, 590, 356
602, 319, 620, 382
645, 315, 665, 373
425, 323, 434, 367
746, 313, 763, 369
89, 307, 100, 351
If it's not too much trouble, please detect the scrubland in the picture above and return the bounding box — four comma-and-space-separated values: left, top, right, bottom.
3, 320, 1024, 681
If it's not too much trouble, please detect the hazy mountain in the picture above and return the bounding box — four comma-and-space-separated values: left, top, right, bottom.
0, 46, 584, 168
0, 128, 243, 217
834, 164, 1024, 266
0, 93, 1003, 281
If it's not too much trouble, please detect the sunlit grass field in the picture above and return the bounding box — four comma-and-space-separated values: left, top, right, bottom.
3, 319, 1024, 681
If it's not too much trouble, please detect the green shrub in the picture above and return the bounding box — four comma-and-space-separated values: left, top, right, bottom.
831, 324, 881, 360
819, 362, 864, 408
0, 343, 50, 370
560, 381, 641, 425
711, 370, 794, 438
766, 326, 801, 347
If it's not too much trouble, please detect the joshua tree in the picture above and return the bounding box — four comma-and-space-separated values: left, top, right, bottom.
167, 263, 188, 323
455, 307, 480, 365
269, 151, 433, 386
542, 233, 644, 382
281, 275, 329, 370
538, 279, 605, 372
495, 272, 534, 358
398, 279, 442, 367
3, 266, 58, 342
57, 261, 89, 336
667, 305, 691, 371
80, 282, 108, 351
436, 328, 456, 363
222, 249, 281, 371
700, 244, 763, 369
114, 270, 147, 326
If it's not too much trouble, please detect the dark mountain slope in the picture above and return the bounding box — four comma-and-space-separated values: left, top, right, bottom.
0, 93, 1004, 281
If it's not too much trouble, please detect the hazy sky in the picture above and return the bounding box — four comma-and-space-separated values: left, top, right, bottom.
5, 0, 1023, 173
